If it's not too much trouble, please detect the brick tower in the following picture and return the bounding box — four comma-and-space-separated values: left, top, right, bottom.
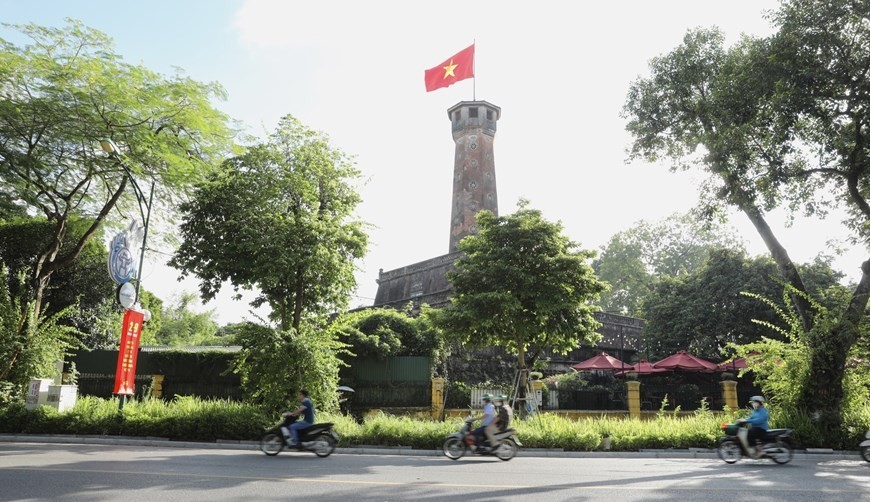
447, 101, 501, 253
373, 101, 501, 308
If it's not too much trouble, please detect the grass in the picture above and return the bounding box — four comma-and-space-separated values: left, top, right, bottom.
1, 396, 866, 450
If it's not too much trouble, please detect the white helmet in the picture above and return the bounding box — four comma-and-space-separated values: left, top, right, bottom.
749, 395, 765, 404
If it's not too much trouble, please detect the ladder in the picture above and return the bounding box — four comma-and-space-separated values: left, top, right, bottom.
508, 368, 539, 418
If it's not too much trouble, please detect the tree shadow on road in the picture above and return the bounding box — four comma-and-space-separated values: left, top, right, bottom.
1, 443, 867, 501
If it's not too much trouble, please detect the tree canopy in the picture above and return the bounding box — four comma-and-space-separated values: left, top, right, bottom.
435, 200, 606, 374
155, 293, 221, 346
328, 307, 441, 361
171, 115, 368, 331
641, 248, 844, 360
0, 20, 234, 319
594, 212, 745, 315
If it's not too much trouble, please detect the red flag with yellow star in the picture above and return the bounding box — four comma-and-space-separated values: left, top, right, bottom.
424, 44, 475, 92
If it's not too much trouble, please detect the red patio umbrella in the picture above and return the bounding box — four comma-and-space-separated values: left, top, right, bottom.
571, 352, 629, 371
652, 350, 719, 372
716, 357, 749, 372
615, 359, 670, 376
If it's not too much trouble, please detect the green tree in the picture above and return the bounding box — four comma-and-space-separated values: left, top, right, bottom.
0, 20, 233, 383
435, 200, 606, 393
328, 306, 441, 361
0, 216, 113, 322
156, 293, 220, 346
641, 248, 844, 360
0, 263, 80, 399
214, 322, 246, 345
231, 322, 346, 413
622, 0, 870, 432
595, 212, 745, 315
171, 115, 368, 331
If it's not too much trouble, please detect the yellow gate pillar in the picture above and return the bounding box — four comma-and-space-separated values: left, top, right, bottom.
151, 375, 164, 399
626, 380, 641, 419
431, 377, 445, 420
721, 379, 738, 411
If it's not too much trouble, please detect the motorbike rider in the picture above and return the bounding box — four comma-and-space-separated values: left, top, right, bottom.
470, 393, 497, 451
280, 389, 316, 449
737, 395, 769, 458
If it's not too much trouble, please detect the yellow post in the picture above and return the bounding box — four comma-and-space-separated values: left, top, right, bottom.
151, 375, 164, 399
721, 379, 738, 411
431, 377, 445, 420
626, 380, 641, 419
531, 379, 544, 409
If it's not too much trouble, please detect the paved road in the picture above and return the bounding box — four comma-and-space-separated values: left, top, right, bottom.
1, 442, 868, 501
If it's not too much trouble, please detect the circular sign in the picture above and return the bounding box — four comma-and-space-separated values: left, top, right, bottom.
116, 281, 137, 309
108, 230, 138, 284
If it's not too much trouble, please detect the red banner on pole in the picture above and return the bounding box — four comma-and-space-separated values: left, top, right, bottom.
114, 309, 144, 396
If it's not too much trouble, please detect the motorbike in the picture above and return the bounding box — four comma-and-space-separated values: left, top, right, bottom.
259, 414, 339, 458
717, 422, 794, 464
860, 429, 870, 463
442, 416, 521, 461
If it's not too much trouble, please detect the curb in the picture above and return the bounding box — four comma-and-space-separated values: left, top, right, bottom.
0, 434, 863, 461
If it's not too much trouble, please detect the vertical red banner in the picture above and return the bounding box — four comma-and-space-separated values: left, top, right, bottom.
114, 309, 144, 396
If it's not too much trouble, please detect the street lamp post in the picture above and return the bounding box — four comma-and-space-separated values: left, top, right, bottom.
101, 139, 153, 411
100, 139, 154, 301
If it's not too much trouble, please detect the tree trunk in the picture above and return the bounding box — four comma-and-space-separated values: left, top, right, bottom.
515, 341, 529, 417
292, 266, 304, 331
741, 206, 815, 331
30, 177, 128, 325
799, 259, 870, 445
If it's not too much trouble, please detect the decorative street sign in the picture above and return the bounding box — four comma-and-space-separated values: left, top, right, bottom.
108, 228, 137, 284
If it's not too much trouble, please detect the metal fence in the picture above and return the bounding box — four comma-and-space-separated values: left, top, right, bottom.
77, 373, 154, 399
342, 356, 432, 408
551, 389, 627, 411
76, 373, 243, 401
469, 387, 510, 408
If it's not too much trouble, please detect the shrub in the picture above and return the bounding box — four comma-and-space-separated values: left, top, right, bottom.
232, 322, 345, 414
2, 396, 865, 451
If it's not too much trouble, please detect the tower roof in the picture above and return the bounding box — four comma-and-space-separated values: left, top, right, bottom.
447, 100, 501, 121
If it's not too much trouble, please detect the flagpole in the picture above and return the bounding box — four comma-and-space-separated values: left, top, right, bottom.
472, 39, 476, 101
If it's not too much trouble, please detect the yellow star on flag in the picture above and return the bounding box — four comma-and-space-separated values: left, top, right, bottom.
442, 59, 458, 79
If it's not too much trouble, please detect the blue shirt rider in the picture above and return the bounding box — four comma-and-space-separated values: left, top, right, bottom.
280, 389, 315, 449
739, 395, 769, 457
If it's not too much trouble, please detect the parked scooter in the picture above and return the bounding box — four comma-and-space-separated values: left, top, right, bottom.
860, 429, 870, 463
259, 415, 338, 458
717, 422, 794, 464
442, 416, 521, 461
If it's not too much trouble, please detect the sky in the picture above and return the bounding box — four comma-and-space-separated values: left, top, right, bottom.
1, 0, 865, 324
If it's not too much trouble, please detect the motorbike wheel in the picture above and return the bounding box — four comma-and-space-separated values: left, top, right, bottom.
768, 439, 794, 465
862, 447, 870, 463
495, 438, 518, 461
312, 433, 337, 458
442, 437, 466, 460
717, 439, 741, 464
259, 432, 284, 456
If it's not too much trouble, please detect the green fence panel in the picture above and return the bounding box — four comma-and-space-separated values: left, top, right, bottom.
346, 356, 431, 383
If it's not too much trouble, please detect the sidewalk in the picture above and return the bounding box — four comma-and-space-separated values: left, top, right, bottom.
0, 433, 863, 461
